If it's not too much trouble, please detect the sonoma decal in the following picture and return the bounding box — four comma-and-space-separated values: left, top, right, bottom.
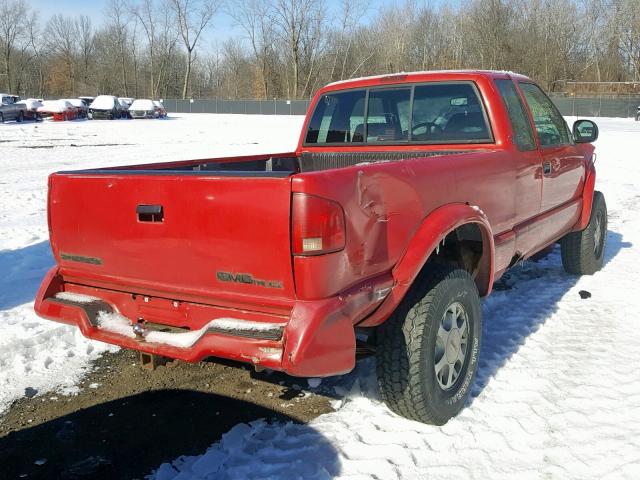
216, 271, 284, 289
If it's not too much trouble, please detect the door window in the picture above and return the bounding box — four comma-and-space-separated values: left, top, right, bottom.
412, 83, 491, 142
519, 83, 570, 147
495, 79, 536, 151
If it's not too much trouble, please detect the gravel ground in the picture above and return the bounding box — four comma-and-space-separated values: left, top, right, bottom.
0, 349, 334, 479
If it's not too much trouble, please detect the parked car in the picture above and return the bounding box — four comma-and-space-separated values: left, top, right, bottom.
37, 100, 77, 121
128, 99, 160, 118
63, 98, 89, 118
79, 96, 95, 105
0, 93, 28, 123
153, 100, 167, 118
16, 98, 43, 121
35, 71, 605, 425
88, 95, 126, 119
118, 97, 132, 118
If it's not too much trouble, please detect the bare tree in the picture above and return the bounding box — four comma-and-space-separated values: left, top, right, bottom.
131, 0, 179, 98
75, 15, 95, 93
169, 0, 220, 99
0, 0, 28, 92
227, 0, 275, 98
272, 0, 326, 98
45, 14, 78, 95
105, 0, 130, 96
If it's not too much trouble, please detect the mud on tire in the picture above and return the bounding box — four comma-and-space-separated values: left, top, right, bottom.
376, 265, 482, 425
560, 191, 607, 275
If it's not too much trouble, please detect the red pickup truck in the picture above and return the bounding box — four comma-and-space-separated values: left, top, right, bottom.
35, 71, 606, 425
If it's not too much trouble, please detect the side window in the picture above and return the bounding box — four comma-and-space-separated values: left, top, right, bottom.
365, 88, 411, 142
494, 79, 536, 151
411, 83, 491, 142
519, 82, 570, 147
305, 90, 365, 144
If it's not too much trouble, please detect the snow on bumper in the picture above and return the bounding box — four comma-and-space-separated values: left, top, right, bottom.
34, 267, 392, 377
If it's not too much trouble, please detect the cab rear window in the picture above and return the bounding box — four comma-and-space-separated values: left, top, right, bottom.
304, 82, 492, 145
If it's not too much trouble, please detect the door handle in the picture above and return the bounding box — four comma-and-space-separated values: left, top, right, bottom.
543, 162, 551, 176
137, 204, 164, 222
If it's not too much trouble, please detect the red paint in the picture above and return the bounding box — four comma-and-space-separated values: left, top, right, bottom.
35, 71, 599, 377
44, 106, 77, 121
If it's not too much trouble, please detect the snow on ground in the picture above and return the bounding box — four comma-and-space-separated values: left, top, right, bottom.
0, 114, 303, 414
1, 114, 640, 478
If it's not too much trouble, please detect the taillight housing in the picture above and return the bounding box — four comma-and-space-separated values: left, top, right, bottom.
292, 193, 346, 255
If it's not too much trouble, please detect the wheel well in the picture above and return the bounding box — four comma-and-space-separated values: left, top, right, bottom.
423, 223, 487, 293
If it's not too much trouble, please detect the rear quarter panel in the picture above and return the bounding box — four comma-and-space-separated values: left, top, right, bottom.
292, 148, 515, 300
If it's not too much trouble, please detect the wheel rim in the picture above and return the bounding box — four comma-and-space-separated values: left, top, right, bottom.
434, 301, 469, 391
593, 210, 605, 258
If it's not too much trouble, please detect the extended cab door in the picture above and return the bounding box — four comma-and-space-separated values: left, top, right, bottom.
494, 79, 542, 226
518, 82, 585, 212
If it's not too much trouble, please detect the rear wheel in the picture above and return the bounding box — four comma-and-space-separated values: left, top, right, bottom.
17, 111, 24, 123
560, 191, 607, 275
0, 113, 4, 123
376, 265, 482, 425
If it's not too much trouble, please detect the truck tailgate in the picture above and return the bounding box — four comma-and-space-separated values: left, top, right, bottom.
48, 171, 295, 309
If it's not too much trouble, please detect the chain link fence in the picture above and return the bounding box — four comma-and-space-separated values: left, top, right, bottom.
163, 96, 640, 118
163, 99, 311, 115
549, 94, 640, 118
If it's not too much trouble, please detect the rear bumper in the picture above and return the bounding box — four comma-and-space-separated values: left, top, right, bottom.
35, 267, 392, 377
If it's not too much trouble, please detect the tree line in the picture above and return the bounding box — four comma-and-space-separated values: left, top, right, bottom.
1, 0, 640, 100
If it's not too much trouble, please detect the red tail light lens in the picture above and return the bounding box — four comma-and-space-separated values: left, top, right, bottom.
292, 193, 346, 255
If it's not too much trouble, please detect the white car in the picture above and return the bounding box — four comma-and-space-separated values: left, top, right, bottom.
129, 99, 159, 119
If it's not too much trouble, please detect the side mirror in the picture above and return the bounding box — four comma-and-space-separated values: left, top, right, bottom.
573, 119, 598, 143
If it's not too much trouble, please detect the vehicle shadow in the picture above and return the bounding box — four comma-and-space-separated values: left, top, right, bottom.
470, 229, 630, 400
0, 118, 41, 126
0, 240, 53, 310
0, 389, 340, 480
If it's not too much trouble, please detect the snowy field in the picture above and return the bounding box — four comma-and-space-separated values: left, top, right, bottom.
1, 114, 640, 479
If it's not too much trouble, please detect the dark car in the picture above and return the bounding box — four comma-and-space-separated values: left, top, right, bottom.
88, 95, 127, 120
0, 94, 28, 123
117, 98, 132, 118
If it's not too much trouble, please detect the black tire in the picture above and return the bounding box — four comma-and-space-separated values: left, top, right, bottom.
376, 265, 482, 425
17, 111, 24, 123
560, 191, 607, 275
0, 113, 4, 123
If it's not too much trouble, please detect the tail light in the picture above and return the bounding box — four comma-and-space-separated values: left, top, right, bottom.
292, 193, 346, 255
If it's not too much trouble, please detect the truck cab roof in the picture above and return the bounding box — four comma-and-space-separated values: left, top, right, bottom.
322, 70, 532, 92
